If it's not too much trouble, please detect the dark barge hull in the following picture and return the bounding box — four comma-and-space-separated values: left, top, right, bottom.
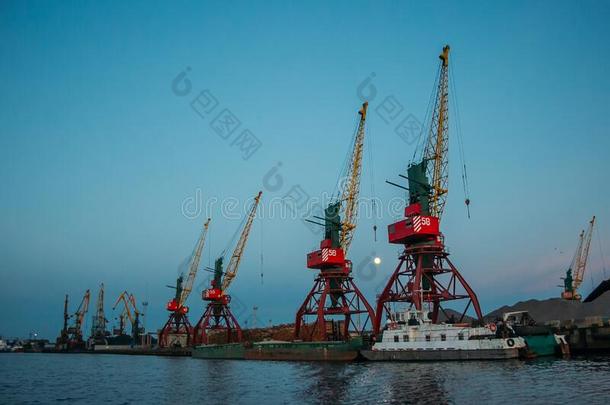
245, 338, 363, 361
192, 343, 245, 359
43, 347, 191, 356
245, 346, 357, 361
193, 339, 366, 361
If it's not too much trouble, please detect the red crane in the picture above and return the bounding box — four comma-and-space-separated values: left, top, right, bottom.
193, 191, 262, 345
294, 102, 375, 342
374, 46, 483, 334
159, 218, 211, 348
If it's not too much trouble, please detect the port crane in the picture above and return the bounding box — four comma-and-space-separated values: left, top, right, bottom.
91, 283, 108, 342
159, 217, 211, 348
562, 216, 596, 301
57, 295, 70, 348
193, 191, 262, 345
294, 102, 375, 342
374, 46, 483, 334
113, 291, 144, 344
56, 289, 91, 349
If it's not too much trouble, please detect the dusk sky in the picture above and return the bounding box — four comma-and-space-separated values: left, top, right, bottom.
1, 0, 609, 339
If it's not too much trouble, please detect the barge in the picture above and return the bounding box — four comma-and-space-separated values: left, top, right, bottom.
192, 343, 245, 359
192, 337, 364, 361
244, 338, 363, 361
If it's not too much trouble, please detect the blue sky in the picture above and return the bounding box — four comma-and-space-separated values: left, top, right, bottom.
1, 0, 609, 339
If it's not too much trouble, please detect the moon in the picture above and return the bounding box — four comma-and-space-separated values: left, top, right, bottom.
373, 257, 382, 265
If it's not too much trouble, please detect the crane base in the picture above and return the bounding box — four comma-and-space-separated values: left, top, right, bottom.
374, 245, 483, 334
193, 301, 242, 345
294, 270, 375, 342
159, 312, 193, 348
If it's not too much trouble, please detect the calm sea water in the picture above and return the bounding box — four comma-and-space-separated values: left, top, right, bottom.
1, 353, 609, 404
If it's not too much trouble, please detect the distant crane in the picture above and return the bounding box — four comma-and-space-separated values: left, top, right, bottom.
91, 283, 108, 342
56, 289, 91, 350
159, 218, 211, 348
57, 295, 70, 348
113, 291, 144, 344
294, 102, 375, 342
374, 45, 484, 333
193, 191, 262, 345
562, 216, 596, 301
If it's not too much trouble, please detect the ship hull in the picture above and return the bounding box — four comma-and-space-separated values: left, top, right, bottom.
245, 338, 363, 362
192, 343, 245, 359
245, 346, 358, 361
523, 335, 558, 357
361, 347, 521, 361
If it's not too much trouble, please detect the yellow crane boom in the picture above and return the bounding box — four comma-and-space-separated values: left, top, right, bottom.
221, 191, 262, 292
74, 289, 90, 331
424, 45, 450, 220
113, 291, 135, 325
128, 293, 140, 316
574, 216, 596, 291
179, 217, 211, 306
339, 102, 368, 255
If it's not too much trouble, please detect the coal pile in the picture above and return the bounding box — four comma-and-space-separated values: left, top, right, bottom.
485, 291, 610, 323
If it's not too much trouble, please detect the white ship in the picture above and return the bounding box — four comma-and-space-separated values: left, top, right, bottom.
361, 309, 527, 361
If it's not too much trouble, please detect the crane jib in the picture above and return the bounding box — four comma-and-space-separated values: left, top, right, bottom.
220, 191, 262, 292
179, 218, 211, 306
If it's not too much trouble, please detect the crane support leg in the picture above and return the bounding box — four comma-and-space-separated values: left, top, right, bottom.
294, 272, 375, 342
374, 246, 483, 335
159, 313, 193, 348
193, 302, 242, 345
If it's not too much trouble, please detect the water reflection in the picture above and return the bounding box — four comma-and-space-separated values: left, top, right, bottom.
2, 354, 610, 404
293, 362, 357, 403
356, 362, 449, 404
